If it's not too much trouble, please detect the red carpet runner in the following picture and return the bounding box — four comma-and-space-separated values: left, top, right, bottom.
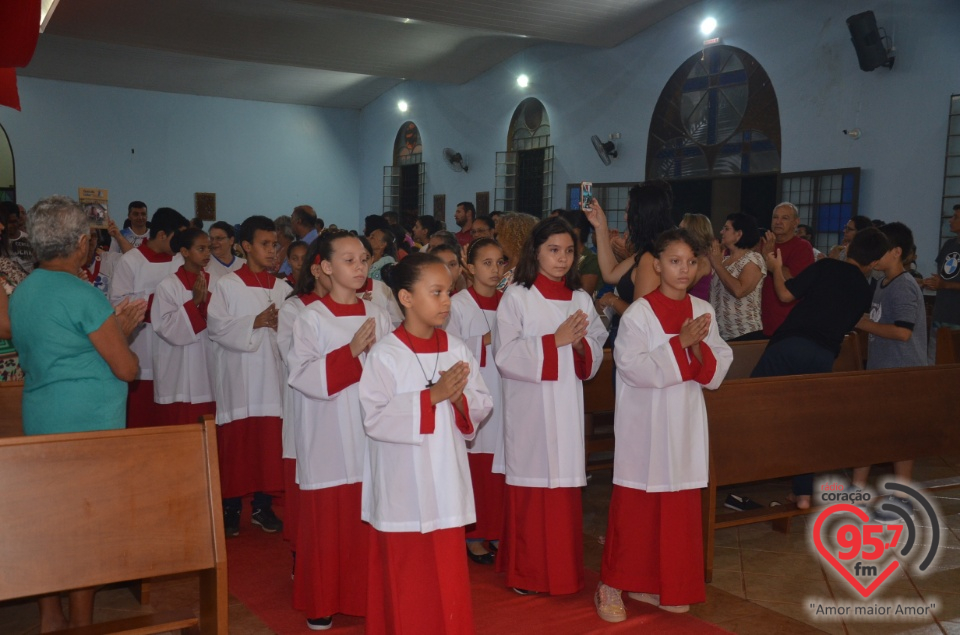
226, 503, 732, 634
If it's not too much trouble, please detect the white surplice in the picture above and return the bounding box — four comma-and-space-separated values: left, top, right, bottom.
359, 328, 492, 533
205, 253, 244, 287
278, 294, 309, 462
151, 268, 214, 404
206, 266, 291, 425
356, 277, 403, 327
287, 296, 392, 490
494, 276, 607, 488
446, 288, 504, 461
613, 291, 732, 492
109, 244, 184, 381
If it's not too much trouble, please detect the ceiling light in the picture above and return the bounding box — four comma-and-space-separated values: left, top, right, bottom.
517, 74, 529, 88
403, 18, 412, 24
397, 100, 408, 113
700, 17, 717, 36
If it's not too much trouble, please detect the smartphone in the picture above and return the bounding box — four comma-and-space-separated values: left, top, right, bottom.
580, 182, 593, 211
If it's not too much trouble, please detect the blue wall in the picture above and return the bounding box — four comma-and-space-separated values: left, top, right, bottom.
358, 0, 960, 274
0, 77, 361, 229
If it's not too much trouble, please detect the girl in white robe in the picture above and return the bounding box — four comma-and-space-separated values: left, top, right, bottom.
494, 217, 607, 596
360, 253, 493, 635
287, 233, 392, 630
276, 248, 331, 556
446, 238, 506, 564
356, 275, 403, 326
151, 228, 215, 425
595, 229, 732, 623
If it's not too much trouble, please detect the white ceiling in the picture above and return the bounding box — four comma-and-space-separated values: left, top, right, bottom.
22, 0, 696, 109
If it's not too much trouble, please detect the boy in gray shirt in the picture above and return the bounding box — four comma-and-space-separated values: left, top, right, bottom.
853, 222, 927, 518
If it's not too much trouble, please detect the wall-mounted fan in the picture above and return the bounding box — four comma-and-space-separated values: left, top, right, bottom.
443, 148, 469, 173
591, 135, 619, 166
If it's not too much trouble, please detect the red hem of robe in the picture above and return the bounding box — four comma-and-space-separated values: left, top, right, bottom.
464, 453, 505, 540
573, 339, 593, 380
694, 341, 718, 385
282, 458, 301, 549
126, 380, 159, 428
600, 486, 705, 606
293, 484, 368, 618
151, 401, 215, 427
496, 485, 584, 595
366, 527, 474, 635
216, 416, 284, 499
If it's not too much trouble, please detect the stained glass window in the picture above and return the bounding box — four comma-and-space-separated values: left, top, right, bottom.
779, 168, 860, 253
647, 46, 781, 180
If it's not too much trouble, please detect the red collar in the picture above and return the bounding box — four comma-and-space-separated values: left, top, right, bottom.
533, 273, 573, 301
299, 292, 324, 306
84, 255, 101, 283
175, 266, 210, 290
285, 274, 296, 286
644, 288, 693, 334
320, 293, 366, 317
235, 264, 277, 289
138, 242, 173, 263
468, 287, 501, 311
358, 277, 374, 293
395, 325, 449, 353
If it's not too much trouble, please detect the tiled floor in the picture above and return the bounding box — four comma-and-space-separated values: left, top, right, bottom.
3, 456, 959, 634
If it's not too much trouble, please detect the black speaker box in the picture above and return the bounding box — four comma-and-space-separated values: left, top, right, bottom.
846, 11, 893, 71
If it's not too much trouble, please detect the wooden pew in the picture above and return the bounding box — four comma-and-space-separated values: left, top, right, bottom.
702, 364, 960, 581
583, 349, 615, 471
0, 422, 228, 634
583, 334, 863, 470
0, 380, 23, 438
936, 326, 960, 364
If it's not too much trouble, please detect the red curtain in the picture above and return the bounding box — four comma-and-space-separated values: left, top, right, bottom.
0, 0, 42, 111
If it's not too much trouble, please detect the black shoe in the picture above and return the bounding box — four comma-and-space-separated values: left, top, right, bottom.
306, 616, 332, 631
467, 546, 496, 565
251, 507, 283, 533
487, 541, 499, 554
512, 587, 538, 596
224, 508, 240, 537
724, 494, 762, 512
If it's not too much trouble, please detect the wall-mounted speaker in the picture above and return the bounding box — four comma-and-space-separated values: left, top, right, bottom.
846, 11, 895, 71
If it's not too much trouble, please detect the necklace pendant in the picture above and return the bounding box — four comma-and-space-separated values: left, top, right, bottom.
426, 380, 434, 388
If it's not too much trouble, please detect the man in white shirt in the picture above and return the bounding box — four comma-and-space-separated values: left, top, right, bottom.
110, 201, 150, 253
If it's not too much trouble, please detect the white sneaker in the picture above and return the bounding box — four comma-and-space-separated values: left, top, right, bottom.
627, 592, 689, 613
595, 583, 627, 623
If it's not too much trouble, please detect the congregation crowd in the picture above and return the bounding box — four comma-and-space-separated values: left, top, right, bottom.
0, 185, 958, 633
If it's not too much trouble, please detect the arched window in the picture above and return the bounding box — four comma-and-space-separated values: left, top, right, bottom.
647, 46, 780, 222
496, 98, 554, 216
0, 124, 14, 203
383, 121, 425, 223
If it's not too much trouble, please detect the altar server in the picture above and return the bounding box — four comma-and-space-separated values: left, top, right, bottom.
446, 237, 507, 564
109, 207, 189, 427
494, 217, 607, 596
595, 228, 731, 622
287, 231, 391, 630
151, 228, 216, 425
360, 252, 492, 635
207, 215, 291, 537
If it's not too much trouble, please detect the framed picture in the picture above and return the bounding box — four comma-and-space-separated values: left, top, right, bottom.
195, 192, 216, 221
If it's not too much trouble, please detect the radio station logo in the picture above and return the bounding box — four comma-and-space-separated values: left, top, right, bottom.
805, 479, 942, 622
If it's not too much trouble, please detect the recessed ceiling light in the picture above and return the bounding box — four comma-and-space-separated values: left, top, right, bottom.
517, 74, 530, 88
700, 17, 717, 36
403, 18, 412, 24
397, 100, 409, 112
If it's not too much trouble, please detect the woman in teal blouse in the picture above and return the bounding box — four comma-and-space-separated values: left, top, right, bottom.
9, 195, 145, 631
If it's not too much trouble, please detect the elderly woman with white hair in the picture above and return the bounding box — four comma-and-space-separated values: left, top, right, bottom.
8, 195, 146, 632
